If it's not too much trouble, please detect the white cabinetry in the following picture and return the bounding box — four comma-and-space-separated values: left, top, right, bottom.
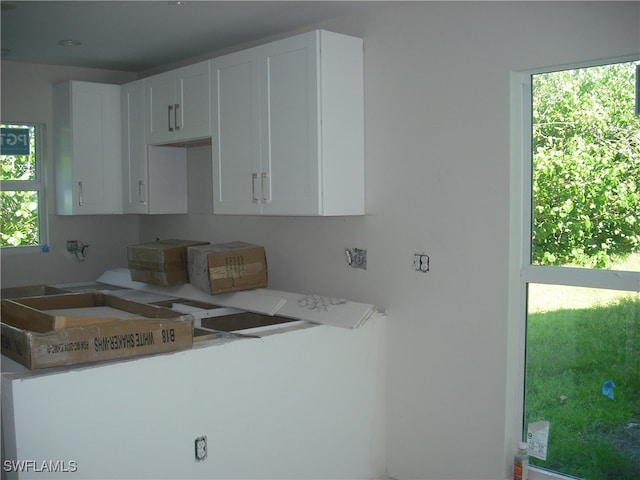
145, 60, 211, 145
122, 80, 187, 214
209, 48, 260, 214
53, 81, 123, 215
210, 30, 364, 216
121, 80, 147, 214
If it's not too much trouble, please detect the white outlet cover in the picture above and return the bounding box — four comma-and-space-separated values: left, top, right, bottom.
414, 253, 429, 272
195, 436, 207, 461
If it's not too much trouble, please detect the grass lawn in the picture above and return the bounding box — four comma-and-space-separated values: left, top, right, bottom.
525, 255, 639, 479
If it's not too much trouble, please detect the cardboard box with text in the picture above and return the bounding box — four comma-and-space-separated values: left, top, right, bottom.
188, 242, 268, 295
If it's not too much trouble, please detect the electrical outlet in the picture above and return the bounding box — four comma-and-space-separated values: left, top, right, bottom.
195, 436, 207, 461
414, 253, 430, 272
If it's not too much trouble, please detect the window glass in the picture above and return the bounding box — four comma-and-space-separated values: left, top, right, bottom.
0, 190, 41, 246
1, 123, 45, 247
531, 62, 640, 269
1, 124, 37, 181
522, 60, 640, 479
525, 285, 639, 479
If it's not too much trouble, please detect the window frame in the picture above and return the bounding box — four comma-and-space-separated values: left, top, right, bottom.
0, 122, 49, 252
509, 56, 640, 480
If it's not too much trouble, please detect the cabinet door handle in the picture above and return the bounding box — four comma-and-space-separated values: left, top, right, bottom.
78, 181, 83, 206
252, 173, 259, 203
138, 180, 146, 204
261, 172, 270, 203
174, 104, 180, 130
168, 105, 174, 132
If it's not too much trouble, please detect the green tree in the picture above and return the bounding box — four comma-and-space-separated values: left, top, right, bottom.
1, 124, 40, 247
532, 62, 640, 268
1, 190, 39, 246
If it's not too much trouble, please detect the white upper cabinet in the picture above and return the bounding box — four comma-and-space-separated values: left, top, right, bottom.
121, 80, 148, 214
210, 30, 365, 216
122, 80, 188, 214
53, 81, 123, 215
210, 48, 262, 214
145, 60, 211, 145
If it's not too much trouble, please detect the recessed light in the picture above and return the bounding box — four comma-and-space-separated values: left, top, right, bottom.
58, 39, 82, 47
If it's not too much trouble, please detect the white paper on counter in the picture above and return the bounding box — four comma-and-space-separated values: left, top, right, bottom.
253, 288, 377, 328
97, 269, 285, 316
96, 268, 379, 329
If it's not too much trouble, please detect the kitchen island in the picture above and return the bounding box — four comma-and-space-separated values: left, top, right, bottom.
1, 279, 385, 480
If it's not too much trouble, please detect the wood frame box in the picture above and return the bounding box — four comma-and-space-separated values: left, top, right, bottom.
1, 292, 193, 369
1, 285, 68, 299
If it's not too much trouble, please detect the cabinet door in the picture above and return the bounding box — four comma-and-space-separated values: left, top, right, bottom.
54, 81, 122, 215
260, 32, 320, 215
76, 83, 123, 214
211, 51, 262, 214
145, 71, 176, 144
210, 30, 364, 216
122, 80, 148, 214
175, 61, 211, 141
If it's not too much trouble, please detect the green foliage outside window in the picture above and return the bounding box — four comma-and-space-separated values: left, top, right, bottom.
1, 191, 39, 246
532, 62, 640, 268
1, 144, 36, 181
1, 124, 41, 247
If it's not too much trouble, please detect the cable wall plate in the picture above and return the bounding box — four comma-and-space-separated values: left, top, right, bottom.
345, 248, 367, 269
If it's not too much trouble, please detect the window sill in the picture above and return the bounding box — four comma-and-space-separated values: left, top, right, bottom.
1, 245, 49, 255
529, 466, 579, 480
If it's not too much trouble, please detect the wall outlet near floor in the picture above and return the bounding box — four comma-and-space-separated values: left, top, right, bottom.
195, 436, 207, 461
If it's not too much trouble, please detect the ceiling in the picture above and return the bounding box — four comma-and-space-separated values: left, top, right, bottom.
1, 1, 369, 73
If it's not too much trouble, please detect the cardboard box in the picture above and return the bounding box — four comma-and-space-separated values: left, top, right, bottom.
188, 242, 268, 295
1, 292, 193, 369
128, 239, 209, 286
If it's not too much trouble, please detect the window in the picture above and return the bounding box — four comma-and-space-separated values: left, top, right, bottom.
1, 123, 47, 249
511, 59, 639, 480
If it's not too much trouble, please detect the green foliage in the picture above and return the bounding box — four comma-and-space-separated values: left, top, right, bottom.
1, 191, 39, 246
1, 124, 40, 247
532, 62, 640, 268
1, 152, 36, 181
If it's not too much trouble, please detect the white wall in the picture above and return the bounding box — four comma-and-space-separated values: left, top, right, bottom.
0, 63, 139, 288
2, 2, 638, 479
140, 3, 640, 479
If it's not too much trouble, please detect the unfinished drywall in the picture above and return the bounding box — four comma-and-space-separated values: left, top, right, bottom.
1, 2, 637, 479
0, 62, 139, 288
140, 3, 639, 479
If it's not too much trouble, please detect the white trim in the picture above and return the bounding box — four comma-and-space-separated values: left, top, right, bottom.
523, 265, 640, 292
529, 466, 575, 480
525, 54, 640, 76
0, 244, 47, 255
506, 70, 528, 475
